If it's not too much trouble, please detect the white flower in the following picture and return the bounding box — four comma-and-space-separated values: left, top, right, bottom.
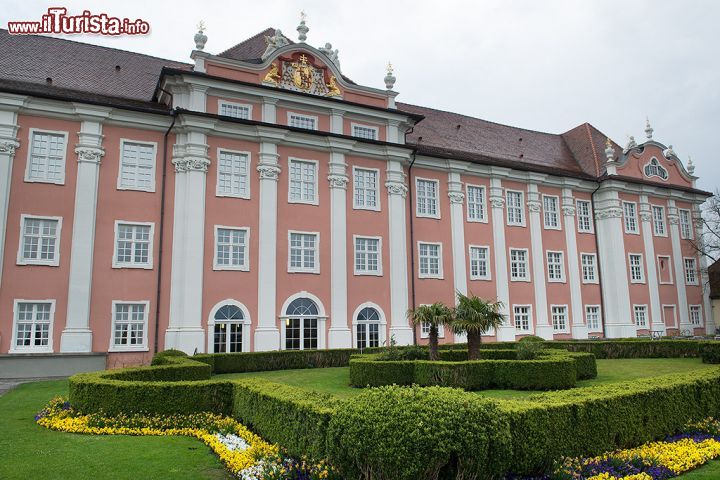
215, 432, 250, 452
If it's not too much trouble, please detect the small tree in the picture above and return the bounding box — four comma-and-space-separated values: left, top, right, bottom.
407, 302, 453, 360
453, 293, 505, 360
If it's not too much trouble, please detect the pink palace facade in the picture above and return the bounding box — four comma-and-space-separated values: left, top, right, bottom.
0, 22, 713, 367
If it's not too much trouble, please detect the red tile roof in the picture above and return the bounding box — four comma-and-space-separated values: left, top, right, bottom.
218, 28, 293, 63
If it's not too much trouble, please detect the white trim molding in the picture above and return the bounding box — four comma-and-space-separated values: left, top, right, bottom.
215, 147, 252, 199
207, 299, 252, 354
108, 300, 151, 352
24, 128, 69, 185
417, 241, 444, 279
112, 220, 155, 270
352, 235, 383, 276
117, 138, 158, 193
351, 165, 381, 212
16, 214, 63, 267
287, 230, 321, 274
212, 225, 250, 271
9, 299, 56, 354
287, 157, 320, 206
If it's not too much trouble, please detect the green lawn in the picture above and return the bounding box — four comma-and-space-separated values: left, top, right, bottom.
0, 380, 231, 480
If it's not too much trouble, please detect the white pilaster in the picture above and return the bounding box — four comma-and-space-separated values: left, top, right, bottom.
61, 116, 107, 352
489, 177, 515, 341
386, 120, 401, 144
594, 189, 635, 337
639, 197, 664, 334
165, 129, 209, 354
262, 97, 278, 123
447, 171, 467, 343
253, 142, 282, 351
527, 183, 552, 339
562, 188, 587, 339
386, 160, 413, 344
667, 200, 690, 332
0, 102, 22, 290
328, 151, 351, 348
330, 109, 344, 135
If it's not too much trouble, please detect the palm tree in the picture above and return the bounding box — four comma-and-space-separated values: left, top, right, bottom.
407, 303, 453, 360
453, 293, 505, 360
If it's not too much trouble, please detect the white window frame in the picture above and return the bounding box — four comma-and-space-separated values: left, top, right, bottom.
415, 177, 440, 219
25, 128, 68, 185
215, 148, 251, 199
652, 205, 667, 237
551, 305, 569, 333
420, 319, 446, 339
679, 209, 693, 240
468, 245, 491, 280
684, 257, 698, 285
288, 157, 319, 205
633, 304, 649, 328
580, 252, 599, 284
657, 255, 674, 285
418, 241, 443, 279
112, 221, 155, 269
353, 235, 383, 276
505, 190, 525, 226
465, 184, 488, 223
576, 199, 594, 233
585, 305, 602, 332
509, 247, 530, 282
689, 305, 703, 326
644, 157, 668, 180
513, 304, 533, 334
287, 230, 320, 274
542, 195, 561, 230
213, 225, 250, 271
623, 201, 639, 234
207, 300, 252, 354
351, 123, 379, 140
9, 299, 55, 353
662, 304, 678, 329
109, 300, 150, 352
352, 302, 387, 348
546, 250, 566, 283
117, 139, 157, 192
287, 111, 318, 130
628, 253, 645, 284
17, 214, 62, 267
352, 166, 381, 211
218, 99, 252, 120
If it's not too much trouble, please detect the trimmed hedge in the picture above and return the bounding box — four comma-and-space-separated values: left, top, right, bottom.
194, 348, 377, 374
545, 340, 705, 358
701, 342, 720, 364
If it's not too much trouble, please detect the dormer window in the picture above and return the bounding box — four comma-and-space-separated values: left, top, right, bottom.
644, 158, 668, 180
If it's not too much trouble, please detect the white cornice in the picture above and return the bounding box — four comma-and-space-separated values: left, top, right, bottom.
597, 178, 707, 203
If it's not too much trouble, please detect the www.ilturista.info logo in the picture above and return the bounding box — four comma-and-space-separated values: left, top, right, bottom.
7, 7, 150, 35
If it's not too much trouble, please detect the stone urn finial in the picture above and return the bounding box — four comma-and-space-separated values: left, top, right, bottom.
384, 62, 396, 90
194, 21, 207, 50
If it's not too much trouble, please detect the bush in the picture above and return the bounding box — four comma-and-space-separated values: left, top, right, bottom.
545, 340, 703, 359
327, 385, 512, 480
701, 342, 720, 364
194, 348, 372, 374
151, 349, 187, 365
519, 335, 545, 343
516, 341, 542, 360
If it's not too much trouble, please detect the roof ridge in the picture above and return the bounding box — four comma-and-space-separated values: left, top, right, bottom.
584, 122, 601, 176
0, 28, 190, 65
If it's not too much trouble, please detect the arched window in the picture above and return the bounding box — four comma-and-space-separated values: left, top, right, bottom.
213, 304, 243, 353
356, 307, 381, 348
285, 298, 318, 350
644, 158, 668, 180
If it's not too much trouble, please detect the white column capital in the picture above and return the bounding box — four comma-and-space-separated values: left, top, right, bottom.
0, 139, 19, 155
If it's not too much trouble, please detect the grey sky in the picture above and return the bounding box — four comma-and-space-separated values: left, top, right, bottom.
6, 0, 720, 191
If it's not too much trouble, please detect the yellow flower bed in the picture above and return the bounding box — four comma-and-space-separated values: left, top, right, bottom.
613, 438, 720, 475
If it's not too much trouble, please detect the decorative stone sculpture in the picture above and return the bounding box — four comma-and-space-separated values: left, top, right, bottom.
645, 117, 654, 140
261, 29, 289, 60
194, 21, 207, 50
319, 43, 341, 69
384, 62, 396, 90
297, 11, 309, 42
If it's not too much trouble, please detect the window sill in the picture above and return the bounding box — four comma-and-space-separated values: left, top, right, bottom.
216, 193, 251, 200
112, 264, 154, 270
17, 260, 60, 267
24, 177, 65, 185
354, 271, 383, 277
117, 186, 156, 193
9, 347, 53, 354
108, 346, 149, 353
469, 276, 492, 281
213, 265, 250, 272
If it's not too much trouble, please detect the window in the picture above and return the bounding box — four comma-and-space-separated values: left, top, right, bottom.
690, 305, 702, 326
506, 190, 524, 226
551, 305, 568, 332
466, 185, 487, 222
652, 206, 666, 236
288, 113, 317, 130
351, 124, 378, 140
18, 216, 61, 266
353, 167, 379, 210
118, 140, 156, 191
214, 227, 249, 271
644, 158, 668, 180
354, 236, 381, 275
576, 200, 593, 233
585, 305, 601, 331
284, 298, 319, 350
546, 251, 565, 282
581, 253, 598, 283
469, 246, 490, 280
12, 301, 53, 352
219, 101, 251, 119
111, 302, 148, 350
510, 248, 529, 281
212, 304, 245, 353
657, 255, 673, 284
289, 159, 317, 204
26, 130, 67, 183
418, 242, 442, 278
543, 195, 560, 229
623, 202, 639, 234
420, 320, 445, 339
416, 178, 439, 218
684, 258, 698, 285
113, 222, 153, 269
513, 305, 532, 333
633, 305, 648, 328
679, 209, 693, 239
356, 307, 381, 348
288, 232, 319, 273
628, 254, 645, 283
217, 150, 250, 198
